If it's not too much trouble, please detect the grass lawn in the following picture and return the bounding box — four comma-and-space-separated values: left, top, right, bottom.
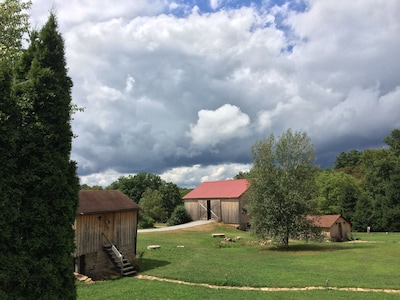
77, 223, 400, 299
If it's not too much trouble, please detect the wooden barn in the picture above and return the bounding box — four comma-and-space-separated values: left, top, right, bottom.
307, 214, 352, 241
183, 179, 250, 230
74, 190, 140, 279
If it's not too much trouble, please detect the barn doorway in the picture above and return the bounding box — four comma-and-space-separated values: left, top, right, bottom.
74, 255, 86, 274
199, 200, 221, 221
207, 200, 211, 220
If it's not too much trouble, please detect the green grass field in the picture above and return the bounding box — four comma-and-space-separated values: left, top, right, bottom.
77, 223, 400, 299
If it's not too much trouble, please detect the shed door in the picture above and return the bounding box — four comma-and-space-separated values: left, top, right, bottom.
198, 200, 220, 221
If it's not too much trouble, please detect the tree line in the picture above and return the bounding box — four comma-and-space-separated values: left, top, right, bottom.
81, 173, 192, 228
329, 129, 400, 232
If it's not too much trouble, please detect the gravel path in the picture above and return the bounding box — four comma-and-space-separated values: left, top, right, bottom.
137, 220, 215, 233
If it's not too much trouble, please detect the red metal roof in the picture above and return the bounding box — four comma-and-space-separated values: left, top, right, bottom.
77, 190, 140, 215
307, 214, 350, 228
183, 179, 250, 199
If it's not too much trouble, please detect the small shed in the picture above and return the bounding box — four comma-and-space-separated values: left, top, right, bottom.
183, 179, 250, 230
74, 190, 140, 279
307, 214, 352, 241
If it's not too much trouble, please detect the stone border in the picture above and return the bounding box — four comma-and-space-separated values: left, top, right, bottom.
136, 275, 400, 294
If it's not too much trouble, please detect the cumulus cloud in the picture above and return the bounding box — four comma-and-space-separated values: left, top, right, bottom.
188, 104, 251, 147
29, 0, 400, 187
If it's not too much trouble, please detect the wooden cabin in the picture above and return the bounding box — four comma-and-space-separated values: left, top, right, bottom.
74, 190, 140, 279
183, 179, 250, 230
307, 214, 352, 241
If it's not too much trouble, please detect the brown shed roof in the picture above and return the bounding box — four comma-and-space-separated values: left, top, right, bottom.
77, 190, 140, 215
307, 214, 351, 228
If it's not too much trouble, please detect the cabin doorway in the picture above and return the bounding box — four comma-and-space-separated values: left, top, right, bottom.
338, 222, 343, 239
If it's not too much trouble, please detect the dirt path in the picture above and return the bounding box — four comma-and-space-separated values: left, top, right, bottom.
136, 275, 400, 294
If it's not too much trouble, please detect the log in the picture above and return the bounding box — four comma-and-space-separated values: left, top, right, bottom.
147, 245, 161, 250
212, 233, 225, 238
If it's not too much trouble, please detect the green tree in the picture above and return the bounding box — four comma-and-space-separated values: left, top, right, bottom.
248, 129, 319, 249
10, 14, 79, 299
334, 149, 363, 179
0, 2, 31, 297
0, 62, 25, 300
139, 188, 168, 223
158, 182, 183, 216
167, 205, 192, 226
107, 173, 164, 203
352, 192, 373, 231
234, 171, 250, 179
80, 184, 103, 190
0, 0, 31, 64
384, 128, 400, 156
108, 172, 183, 219
179, 187, 192, 198
314, 169, 360, 221
360, 148, 400, 231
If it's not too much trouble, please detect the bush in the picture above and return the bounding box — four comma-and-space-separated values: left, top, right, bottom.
138, 216, 155, 229
167, 205, 191, 226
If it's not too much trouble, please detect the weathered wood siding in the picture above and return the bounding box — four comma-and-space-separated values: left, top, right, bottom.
220, 199, 238, 224
114, 211, 138, 246
74, 214, 102, 257
184, 195, 249, 229
184, 200, 200, 221
74, 211, 138, 257
328, 217, 351, 240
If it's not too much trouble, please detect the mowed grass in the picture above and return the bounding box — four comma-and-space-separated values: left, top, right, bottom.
77, 223, 400, 299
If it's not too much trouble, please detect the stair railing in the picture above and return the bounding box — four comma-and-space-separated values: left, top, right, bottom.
102, 233, 123, 276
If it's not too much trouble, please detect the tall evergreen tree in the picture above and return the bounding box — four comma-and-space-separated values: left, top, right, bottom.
0, 63, 27, 299
0, 1, 31, 297
11, 14, 79, 299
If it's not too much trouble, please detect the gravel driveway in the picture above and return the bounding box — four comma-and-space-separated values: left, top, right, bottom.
137, 220, 214, 233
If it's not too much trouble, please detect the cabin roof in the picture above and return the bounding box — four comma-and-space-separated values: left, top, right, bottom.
77, 190, 140, 215
307, 214, 351, 228
183, 179, 250, 199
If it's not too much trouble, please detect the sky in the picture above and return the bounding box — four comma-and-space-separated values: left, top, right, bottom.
29, 0, 400, 188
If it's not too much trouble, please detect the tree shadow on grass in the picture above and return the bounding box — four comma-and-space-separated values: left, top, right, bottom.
264, 242, 375, 252
138, 258, 170, 272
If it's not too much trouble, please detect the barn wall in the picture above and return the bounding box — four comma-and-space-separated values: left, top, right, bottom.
74, 211, 138, 257
185, 196, 249, 229
184, 200, 200, 221
74, 211, 138, 279
114, 211, 138, 247
220, 199, 239, 224
74, 214, 102, 257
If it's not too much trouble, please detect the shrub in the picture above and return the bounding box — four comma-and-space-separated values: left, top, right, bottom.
138, 216, 155, 229
167, 205, 191, 226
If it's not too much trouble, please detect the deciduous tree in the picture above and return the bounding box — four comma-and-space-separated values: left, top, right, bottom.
248, 129, 319, 248
314, 169, 360, 222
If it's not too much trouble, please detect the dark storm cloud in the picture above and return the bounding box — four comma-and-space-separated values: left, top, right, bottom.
30, 0, 400, 187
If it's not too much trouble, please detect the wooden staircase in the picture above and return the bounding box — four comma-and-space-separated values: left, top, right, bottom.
103, 244, 137, 277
